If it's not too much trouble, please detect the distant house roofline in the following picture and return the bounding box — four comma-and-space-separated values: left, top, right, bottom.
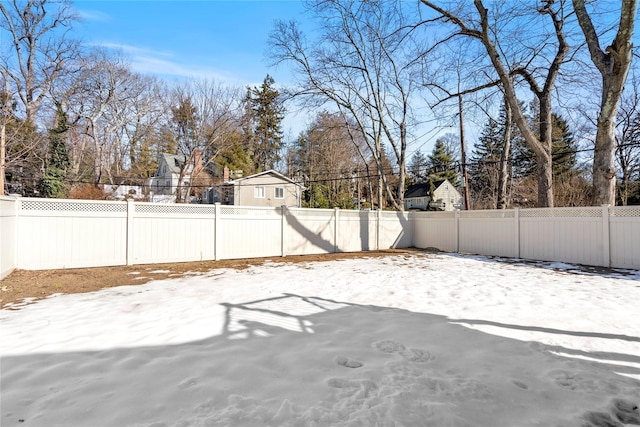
404, 179, 450, 199
226, 169, 305, 189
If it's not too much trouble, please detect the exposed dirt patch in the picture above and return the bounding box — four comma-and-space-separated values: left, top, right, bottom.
1, 249, 423, 309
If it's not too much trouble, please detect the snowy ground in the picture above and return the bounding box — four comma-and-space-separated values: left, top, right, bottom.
1, 252, 639, 427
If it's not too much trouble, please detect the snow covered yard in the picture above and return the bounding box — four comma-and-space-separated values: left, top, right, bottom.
1, 252, 639, 427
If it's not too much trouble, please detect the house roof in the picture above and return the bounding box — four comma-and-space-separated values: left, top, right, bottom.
161, 153, 186, 175
404, 180, 447, 198
227, 169, 305, 188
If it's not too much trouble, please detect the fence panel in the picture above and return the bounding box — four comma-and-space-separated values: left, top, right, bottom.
378, 211, 412, 249
609, 206, 640, 269
412, 211, 457, 252
336, 210, 376, 252
3, 198, 639, 274
0, 197, 17, 279
458, 210, 518, 258
218, 206, 282, 259
520, 207, 604, 266
16, 199, 127, 270
132, 203, 216, 264
283, 208, 336, 255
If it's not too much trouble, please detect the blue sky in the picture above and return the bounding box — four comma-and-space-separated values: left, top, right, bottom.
75, 1, 308, 86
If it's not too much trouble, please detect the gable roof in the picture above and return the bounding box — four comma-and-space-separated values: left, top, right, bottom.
404, 180, 447, 199
160, 153, 186, 175
228, 169, 305, 188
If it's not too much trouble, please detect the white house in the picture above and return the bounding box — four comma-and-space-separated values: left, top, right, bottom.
404, 179, 463, 211
202, 170, 304, 208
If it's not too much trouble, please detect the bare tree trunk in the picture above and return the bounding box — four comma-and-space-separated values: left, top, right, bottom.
573, 0, 637, 205
1, 120, 5, 195
458, 95, 470, 210
497, 98, 512, 209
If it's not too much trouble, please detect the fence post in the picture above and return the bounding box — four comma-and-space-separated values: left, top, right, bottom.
214, 203, 221, 261
602, 204, 611, 267
126, 199, 134, 265
514, 208, 520, 258
14, 197, 21, 270
455, 210, 460, 253
376, 209, 382, 250
281, 205, 287, 257
334, 207, 340, 253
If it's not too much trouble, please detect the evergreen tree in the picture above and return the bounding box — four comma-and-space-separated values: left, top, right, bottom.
469, 117, 503, 208
40, 104, 70, 198
512, 111, 578, 179
215, 130, 252, 175
407, 150, 428, 184
550, 114, 578, 178
427, 139, 459, 185
510, 109, 585, 206
243, 75, 285, 172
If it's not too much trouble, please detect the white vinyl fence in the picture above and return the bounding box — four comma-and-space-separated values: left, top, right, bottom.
413, 206, 640, 270
1, 196, 639, 280
0, 197, 411, 278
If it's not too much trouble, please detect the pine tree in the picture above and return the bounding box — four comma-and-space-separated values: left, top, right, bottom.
427, 139, 459, 185
215, 131, 252, 175
407, 150, 428, 184
550, 114, 578, 178
243, 75, 285, 172
40, 103, 70, 198
512, 110, 578, 179
469, 117, 503, 208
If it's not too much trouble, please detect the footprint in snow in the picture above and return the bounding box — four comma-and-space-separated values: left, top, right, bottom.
373, 339, 433, 362
335, 356, 363, 368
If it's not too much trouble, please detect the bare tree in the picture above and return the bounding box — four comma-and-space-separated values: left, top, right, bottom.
572, 0, 637, 205
0, 0, 78, 194
0, 0, 78, 124
62, 50, 136, 186
168, 79, 242, 203
497, 97, 512, 209
270, 0, 426, 210
420, 0, 572, 207
615, 74, 640, 205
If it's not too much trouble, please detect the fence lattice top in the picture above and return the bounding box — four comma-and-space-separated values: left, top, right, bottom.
21, 200, 126, 212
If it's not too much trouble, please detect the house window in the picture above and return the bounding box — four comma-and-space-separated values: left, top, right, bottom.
275, 187, 284, 199
254, 186, 265, 198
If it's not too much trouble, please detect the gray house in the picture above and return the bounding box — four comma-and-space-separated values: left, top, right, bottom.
404, 179, 463, 211
148, 151, 208, 202
202, 170, 304, 208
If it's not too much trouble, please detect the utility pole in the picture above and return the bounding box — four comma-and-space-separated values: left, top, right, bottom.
0, 76, 8, 196
458, 94, 470, 210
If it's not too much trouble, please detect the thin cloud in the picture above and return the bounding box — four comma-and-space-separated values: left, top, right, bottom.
93, 42, 247, 83
76, 9, 111, 23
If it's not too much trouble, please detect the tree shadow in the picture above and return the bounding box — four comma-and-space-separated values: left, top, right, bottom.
455, 253, 640, 281
450, 317, 640, 377
279, 207, 412, 255
3, 294, 640, 427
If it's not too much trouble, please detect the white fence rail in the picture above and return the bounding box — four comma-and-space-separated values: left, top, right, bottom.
0, 197, 410, 278
413, 205, 640, 270
1, 196, 639, 280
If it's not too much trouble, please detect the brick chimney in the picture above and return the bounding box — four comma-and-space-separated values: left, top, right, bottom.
192, 149, 203, 174
223, 166, 230, 183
